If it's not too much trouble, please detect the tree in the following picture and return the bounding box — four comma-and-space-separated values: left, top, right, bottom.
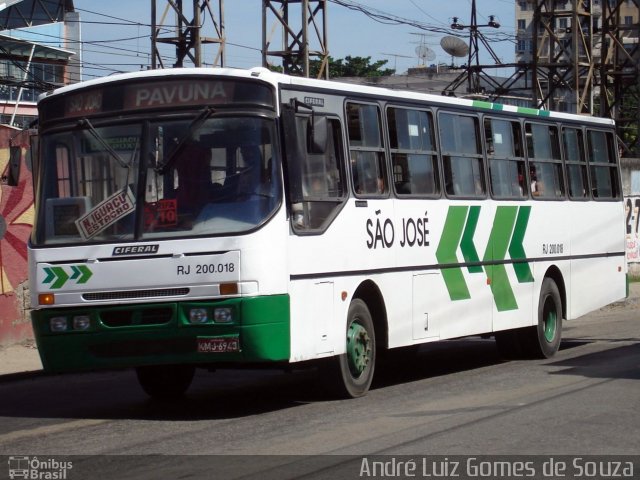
309, 56, 395, 79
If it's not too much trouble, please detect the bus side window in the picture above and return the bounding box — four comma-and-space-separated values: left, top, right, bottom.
485, 118, 527, 199
292, 117, 347, 232
525, 122, 565, 199
563, 127, 588, 199
587, 129, 620, 199
346, 102, 387, 197
387, 106, 439, 196
439, 112, 485, 197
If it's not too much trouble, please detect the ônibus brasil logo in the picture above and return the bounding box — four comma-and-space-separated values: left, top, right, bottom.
436, 205, 533, 312
8, 456, 73, 479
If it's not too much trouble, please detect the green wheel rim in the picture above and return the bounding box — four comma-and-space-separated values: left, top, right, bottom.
346, 320, 372, 378
543, 296, 557, 342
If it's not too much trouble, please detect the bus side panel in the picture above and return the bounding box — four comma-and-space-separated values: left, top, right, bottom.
394, 200, 493, 342
569, 202, 626, 319
493, 200, 568, 333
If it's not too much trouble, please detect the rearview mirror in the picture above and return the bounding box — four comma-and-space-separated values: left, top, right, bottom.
308, 115, 328, 154
6, 146, 21, 186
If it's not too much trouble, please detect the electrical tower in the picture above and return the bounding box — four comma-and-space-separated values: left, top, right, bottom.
442, 0, 529, 100
151, 0, 225, 68
530, 0, 594, 114
262, 0, 329, 79
598, 0, 640, 155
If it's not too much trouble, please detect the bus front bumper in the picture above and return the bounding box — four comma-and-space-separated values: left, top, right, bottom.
31, 295, 290, 373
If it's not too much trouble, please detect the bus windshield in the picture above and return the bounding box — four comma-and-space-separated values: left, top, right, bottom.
33, 115, 281, 245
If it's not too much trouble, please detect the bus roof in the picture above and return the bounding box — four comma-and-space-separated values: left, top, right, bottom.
43, 66, 615, 127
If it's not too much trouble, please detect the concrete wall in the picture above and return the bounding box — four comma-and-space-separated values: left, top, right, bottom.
621, 158, 640, 278
0, 126, 34, 346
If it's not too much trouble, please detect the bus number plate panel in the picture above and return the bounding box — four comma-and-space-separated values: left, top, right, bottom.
197, 336, 240, 353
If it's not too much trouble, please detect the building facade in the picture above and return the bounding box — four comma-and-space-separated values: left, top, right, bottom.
0, 0, 80, 345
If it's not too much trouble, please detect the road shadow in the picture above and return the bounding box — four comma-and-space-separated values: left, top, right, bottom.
547, 342, 640, 381
0, 337, 506, 421
3, 336, 629, 422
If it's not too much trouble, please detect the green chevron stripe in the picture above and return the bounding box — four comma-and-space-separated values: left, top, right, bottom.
43, 265, 93, 289
483, 206, 518, 311
50, 266, 70, 289
76, 265, 93, 284
436, 206, 470, 301
509, 206, 534, 283
460, 206, 482, 273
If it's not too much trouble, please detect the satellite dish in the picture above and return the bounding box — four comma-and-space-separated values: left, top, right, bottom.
415, 45, 436, 66
440, 36, 469, 58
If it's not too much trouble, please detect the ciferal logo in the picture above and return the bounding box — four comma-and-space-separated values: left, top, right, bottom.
8, 456, 73, 479
112, 244, 160, 256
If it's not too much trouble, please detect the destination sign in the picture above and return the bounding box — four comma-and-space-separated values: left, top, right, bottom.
124, 81, 235, 109
40, 77, 274, 124
75, 187, 135, 240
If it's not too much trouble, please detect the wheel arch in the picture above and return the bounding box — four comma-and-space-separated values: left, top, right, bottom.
543, 265, 567, 320
352, 280, 389, 351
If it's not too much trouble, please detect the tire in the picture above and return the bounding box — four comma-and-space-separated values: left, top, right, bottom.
520, 277, 563, 358
135, 364, 195, 400
327, 299, 376, 398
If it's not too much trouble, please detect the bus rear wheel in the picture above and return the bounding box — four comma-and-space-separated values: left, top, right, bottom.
334, 299, 376, 398
521, 278, 563, 358
135, 364, 195, 400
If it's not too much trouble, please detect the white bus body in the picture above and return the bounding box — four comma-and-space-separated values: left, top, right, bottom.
27, 67, 626, 398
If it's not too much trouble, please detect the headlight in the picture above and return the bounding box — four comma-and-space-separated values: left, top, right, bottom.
213, 307, 233, 323
50, 316, 68, 332
189, 308, 209, 324
73, 315, 91, 331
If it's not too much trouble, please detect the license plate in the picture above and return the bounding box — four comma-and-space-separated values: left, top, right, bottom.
197, 336, 240, 353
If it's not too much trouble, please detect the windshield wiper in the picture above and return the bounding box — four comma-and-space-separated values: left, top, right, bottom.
156, 106, 215, 175
78, 118, 129, 168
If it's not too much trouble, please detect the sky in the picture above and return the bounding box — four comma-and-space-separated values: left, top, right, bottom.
74, 0, 517, 80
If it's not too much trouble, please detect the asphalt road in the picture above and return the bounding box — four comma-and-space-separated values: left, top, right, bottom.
0, 296, 638, 479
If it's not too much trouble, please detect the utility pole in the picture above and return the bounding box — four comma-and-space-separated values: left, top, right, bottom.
441, 0, 528, 100
598, 0, 640, 155
151, 0, 225, 69
262, 0, 329, 79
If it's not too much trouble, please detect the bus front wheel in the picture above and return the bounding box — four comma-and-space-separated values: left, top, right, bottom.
135, 364, 195, 400
333, 299, 376, 398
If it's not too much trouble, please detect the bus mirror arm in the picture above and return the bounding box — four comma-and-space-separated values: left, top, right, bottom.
287, 99, 327, 155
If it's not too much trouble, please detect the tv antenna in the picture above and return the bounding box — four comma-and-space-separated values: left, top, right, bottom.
415, 45, 436, 66
380, 52, 412, 73
440, 35, 469, 67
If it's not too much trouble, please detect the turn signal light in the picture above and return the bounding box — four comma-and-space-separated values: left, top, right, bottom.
220, 283, 238, 295
39, 293, 55, 305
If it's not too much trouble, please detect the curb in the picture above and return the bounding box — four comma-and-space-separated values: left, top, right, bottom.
0, 369, 45, 384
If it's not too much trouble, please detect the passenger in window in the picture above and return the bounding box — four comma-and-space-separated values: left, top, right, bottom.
513, 177, 524, 196
530, 167, 539, 196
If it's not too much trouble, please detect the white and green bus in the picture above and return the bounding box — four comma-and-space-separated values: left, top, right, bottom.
25, 67, 626, 398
